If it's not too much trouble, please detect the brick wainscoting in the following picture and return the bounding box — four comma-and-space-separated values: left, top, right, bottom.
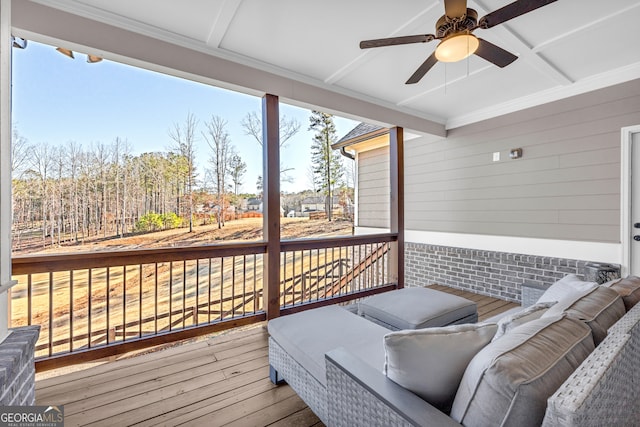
0, 326, 39, 405
405, 242, 614, 303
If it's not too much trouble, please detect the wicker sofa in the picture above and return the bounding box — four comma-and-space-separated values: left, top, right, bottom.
269, 278, 640, 426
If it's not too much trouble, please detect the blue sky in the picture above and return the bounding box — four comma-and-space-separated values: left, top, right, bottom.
11, 40, 358, 193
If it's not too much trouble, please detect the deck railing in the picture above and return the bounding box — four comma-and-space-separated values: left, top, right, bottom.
280, 235, 395, 313
10, 233, 397, 370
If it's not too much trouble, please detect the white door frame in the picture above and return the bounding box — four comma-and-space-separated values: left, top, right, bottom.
621, 125, 640, 276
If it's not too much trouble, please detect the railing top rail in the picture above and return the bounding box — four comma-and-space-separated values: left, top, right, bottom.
12, 234, 398, 275
280, 233, 397, 251
12, 241, 268, 274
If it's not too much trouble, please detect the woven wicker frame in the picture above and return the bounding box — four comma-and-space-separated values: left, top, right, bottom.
268, 337, 329, 424
326, 361, 415, 427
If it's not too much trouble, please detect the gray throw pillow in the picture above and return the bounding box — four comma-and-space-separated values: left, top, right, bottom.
537, 274, 598, 304
383, 322, 497, 413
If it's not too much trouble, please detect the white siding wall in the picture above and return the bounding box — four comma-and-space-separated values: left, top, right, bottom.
404, 79, 640, 244
357, 146, 390, 228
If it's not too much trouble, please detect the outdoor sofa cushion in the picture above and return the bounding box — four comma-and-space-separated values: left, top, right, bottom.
536, 274, 598, 304
542, 285, 625, 345
358, 287, 477, 330
604, 275, 640, 311
267, 305, 388, 386
450, 315, 594, 427
383, 322, 497, 413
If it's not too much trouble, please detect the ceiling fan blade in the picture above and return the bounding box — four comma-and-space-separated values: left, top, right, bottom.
474, 38, 517, 68
444, 0, 468, 18
480, 0, 557, 28
360, 34, 435, 49
406, 53, 438, 84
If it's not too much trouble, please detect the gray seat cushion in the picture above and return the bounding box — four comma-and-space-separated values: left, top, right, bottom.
268, 305, 389, 385
358, 287, 478, 330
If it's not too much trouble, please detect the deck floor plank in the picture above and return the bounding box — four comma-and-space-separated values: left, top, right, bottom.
36, 286, 518, 426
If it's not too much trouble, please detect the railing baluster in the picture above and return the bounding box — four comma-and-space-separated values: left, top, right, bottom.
69, 270, 74, 352
27, 274, 32, 326
48, 272, 53, 357
139, 264, 143, 338
182, 260, 186, 329
123, 265, 127, 342
196, 259, 200, 326
88, 269, 92, 348
253, 254, 258, 314
382, 244, 386, 284
220, 258, 224, 321
242, 255, 247, 316
169, 262, 173, 331
208, 258, 212, 324
154, 263, 158, 335
106, 268, 111, 344
232, 256, 236, 318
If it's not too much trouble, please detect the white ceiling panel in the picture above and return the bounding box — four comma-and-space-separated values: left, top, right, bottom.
220, 0, 435, 82
75, 0, 224, 41
538, 11, 640, 82
401, 58, 553, 118
499, 0, 640, 49
25, 0, 640, 131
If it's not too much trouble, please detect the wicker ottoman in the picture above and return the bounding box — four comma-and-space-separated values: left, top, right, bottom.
358, 287, 478, 330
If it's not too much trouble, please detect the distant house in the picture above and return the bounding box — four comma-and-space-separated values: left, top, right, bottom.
301, 196, 340, 213
247, 198, 262, 212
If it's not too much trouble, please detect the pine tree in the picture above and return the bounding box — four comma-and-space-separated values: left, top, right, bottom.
308, 111, 343, 221
228, 152, 247, 196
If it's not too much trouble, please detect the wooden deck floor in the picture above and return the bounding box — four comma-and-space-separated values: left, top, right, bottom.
35, 286, 518, 426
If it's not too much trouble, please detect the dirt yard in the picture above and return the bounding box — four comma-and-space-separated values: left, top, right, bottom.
15, 217, 354, 255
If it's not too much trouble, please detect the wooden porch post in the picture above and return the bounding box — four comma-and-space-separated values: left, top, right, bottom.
262, 94, 281, 319
389, 127, 405, 288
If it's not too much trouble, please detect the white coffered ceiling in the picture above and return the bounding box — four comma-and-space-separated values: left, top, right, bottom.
15, 0, 640, 132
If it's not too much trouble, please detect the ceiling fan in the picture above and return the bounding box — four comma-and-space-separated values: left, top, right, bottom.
359, 0, 558, 84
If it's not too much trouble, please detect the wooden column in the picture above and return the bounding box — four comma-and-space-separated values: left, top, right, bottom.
389, 127, 405, 288
262, 94, 281, 319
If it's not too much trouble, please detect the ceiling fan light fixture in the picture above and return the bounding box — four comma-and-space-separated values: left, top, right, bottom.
86, 55, 103, 63
434, 33, 479, 62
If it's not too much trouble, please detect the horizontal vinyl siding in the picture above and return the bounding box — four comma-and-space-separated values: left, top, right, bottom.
405, 79, 640, 243
357, 146, 389, 228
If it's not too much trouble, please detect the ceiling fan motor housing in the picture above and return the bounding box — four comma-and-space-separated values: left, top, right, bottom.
436, 8, 478, 38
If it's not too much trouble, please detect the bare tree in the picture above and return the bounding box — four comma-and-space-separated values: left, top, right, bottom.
64, 141, 83, 242
29, 143, 52, 246
241, 111, 300, 182
202, 115, 232, 229
11, 127, 32, 178
241, 111, 300, 147
112, 137, 131, 237
168, 113, 198, 232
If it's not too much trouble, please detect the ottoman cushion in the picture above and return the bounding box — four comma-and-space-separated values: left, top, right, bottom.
358, 287, 478, 330
268, 305, 389, 385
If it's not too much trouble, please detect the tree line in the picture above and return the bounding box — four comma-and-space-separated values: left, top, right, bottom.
10, 110, 352, 251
